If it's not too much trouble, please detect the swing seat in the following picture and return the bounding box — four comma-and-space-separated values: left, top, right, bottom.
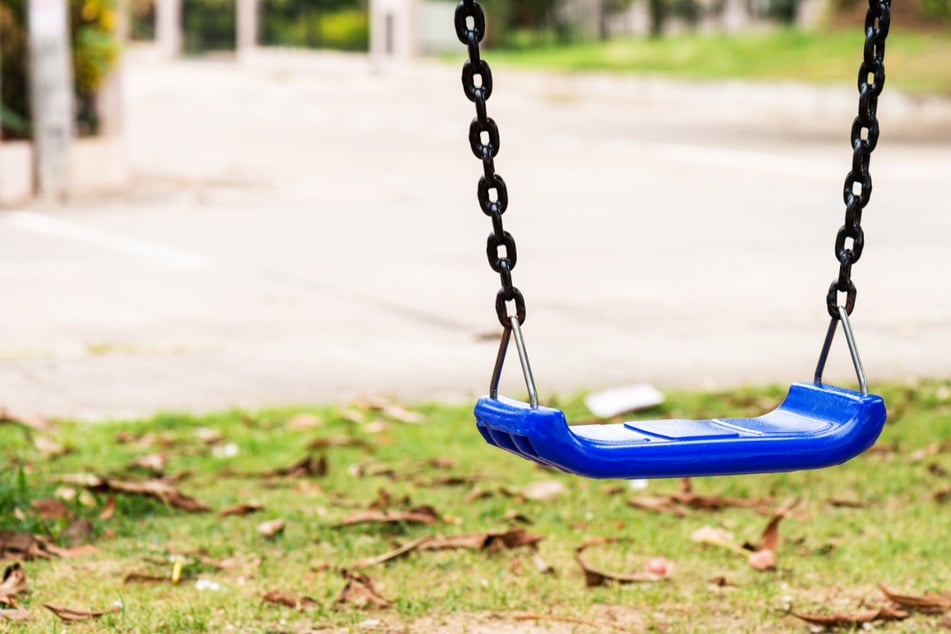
475, 382, 886, 479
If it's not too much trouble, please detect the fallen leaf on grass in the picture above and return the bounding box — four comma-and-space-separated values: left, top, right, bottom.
672, 478, 767, 511
0, 532, 53, 561
575, 538, 668, 588
33, 436, 71, 458
935, 487, 951, 504
828, 497, 866, 508
501, 480, 566, 502
0, 564, 28, 606
0, 609, 30, 621
82, 476, 211, 513
123, 572, 171, 584
627, 495, 689, 517
43, 603, 121, 622
99, 495, 116, 521
30, 498, 70, 520
0, 409, 52, 431
352, 528, 543, 567
879, 584, 951, 614
129, 453, 166, 475
257, 519, 285, 539
928, 463, 948, 478
336, 506, 441, 527
287, 413, 322, 430
44, 544, 99, 559
217, 502, 264, 518
262, 589, 317, 611
689, 526, 748, 557
356, 395, 425, 424
335, 570, 392, 609
308, 436, 370, 451
352, 537, 433, 569
60, 518, 93, 547
262, 455, 328, 478
532, 554, 556, 575
746, 509, 788, 571
792, 604, 909, 627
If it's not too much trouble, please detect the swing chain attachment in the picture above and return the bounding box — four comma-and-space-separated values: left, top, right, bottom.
489, 316, 540, 408
455, 0, 527, 329
815, 306, 869, 396
826, 0, 890, 320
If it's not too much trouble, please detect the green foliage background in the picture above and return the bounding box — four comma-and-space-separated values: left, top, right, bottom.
0, 0, 120, 138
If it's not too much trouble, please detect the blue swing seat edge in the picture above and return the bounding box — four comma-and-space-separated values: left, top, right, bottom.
474, 382, 886, 479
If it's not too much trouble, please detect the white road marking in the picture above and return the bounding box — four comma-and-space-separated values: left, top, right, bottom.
4, 211, 213, 269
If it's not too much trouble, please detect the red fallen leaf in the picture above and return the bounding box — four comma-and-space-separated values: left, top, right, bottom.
336, 505, 441, 527
0, 609, 30, 621
879, 584, 951, 614
0, 564, 28, 606
574, 538, 668, 588
43, 603, 121, 622
792, 604, 910, 626
30, 498, 71, 520
334, 570, 392, 609
262, 589, 317, 611
217, 502, 265, 518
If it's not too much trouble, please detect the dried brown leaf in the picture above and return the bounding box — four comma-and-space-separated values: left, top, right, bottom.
30, 498, 70, 520
935, 487, 951, 504
262, 589, 317, 611
504, 480, 566, 502
0, 532, 53, 561
43, 603, 121, 622
0, 564, 28, 606
60, 518, 93, 547
217, 502, 264, 518
286, 413, 322, 430
502, 510, 533, 525
879, 584, 951, 614
759, 513, 785, 552
792, 605, 910, 627
257, 519, 285, 539
335, 570, 392, 610
672, 477, 768, 511
44, 544, 99, 559
627, 495, 689, 517
574, 538, 667, 587
357, 395, 425, 424
0, 409, 52, 431
337, 505, 441, 527
532, 554, 556, 575
262, 455, 328, 478
99, 495, 116, 521
828, 498, 866, 508
419, 527, 544, 552
747, 548, 777, 571
0, 608, 30, 621
351, 536, 432, 569
308, 436, 369, 451
33, 436, 70, 458
89, 478, 211, 513
123, 572, 170, 584
130, 453, 166, 475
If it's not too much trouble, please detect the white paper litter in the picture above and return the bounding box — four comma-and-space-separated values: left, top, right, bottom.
584, 384, 664, 418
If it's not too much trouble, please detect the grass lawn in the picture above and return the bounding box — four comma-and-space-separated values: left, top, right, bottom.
1, 381, 950, 632
475, 29, 951, 95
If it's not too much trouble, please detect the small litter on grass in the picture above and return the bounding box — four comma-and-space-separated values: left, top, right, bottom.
336, 505, 442, 527
0, 609, 30, 621
257, 519, 286, 539
574, 537, 669, 587
212, 443, 240, 458
217, 502, 265, 518
262, 588, 317, 611
584, 384, 664, 418
501, 480, 566, 502
195, 579, 223, 592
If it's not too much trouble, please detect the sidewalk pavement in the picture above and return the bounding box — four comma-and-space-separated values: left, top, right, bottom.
2, 49, 951, 420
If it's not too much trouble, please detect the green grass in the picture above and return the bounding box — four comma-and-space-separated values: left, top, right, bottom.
475, 29, 951, 95
2, 381, 951, 632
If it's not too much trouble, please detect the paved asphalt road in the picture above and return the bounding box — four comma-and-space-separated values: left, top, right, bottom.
2, 49, 950, 420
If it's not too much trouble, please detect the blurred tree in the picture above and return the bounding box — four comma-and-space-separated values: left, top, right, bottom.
1, 0, 118, 138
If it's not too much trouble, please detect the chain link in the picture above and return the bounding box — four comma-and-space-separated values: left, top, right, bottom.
827, 0, 891, 319
456, 0, 526, 327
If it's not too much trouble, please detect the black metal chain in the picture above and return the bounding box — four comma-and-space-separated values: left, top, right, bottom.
827, 0, 891, 320
455, 0, 526, 328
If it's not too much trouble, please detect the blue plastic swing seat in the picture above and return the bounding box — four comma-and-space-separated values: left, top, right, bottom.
475, 382, 886, 479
